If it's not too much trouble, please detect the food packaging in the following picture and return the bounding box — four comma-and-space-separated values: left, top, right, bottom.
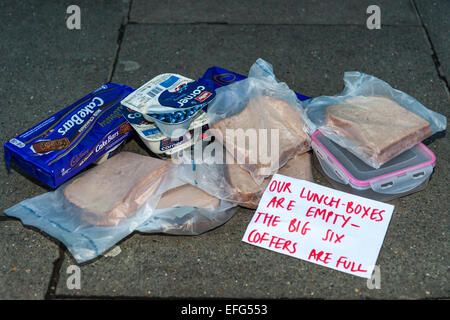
4, 152, 238, 263
4, 83, 135, 188
198, 65, 311, 102
121, 73, 216, 137
302, 72, 447, 168
120, 106, 210, 156
311, 130, 436, 202
206, 58, 311, 185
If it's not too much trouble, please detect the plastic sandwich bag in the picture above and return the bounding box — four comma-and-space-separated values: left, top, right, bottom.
205, 58, 310, 185
172, 139, 314, 210
170, 145, 242, 206
136, 197, 237, 235
4, 152, 183, 263
302, 72, 447, 168
137, 157, 238, 235
4, 152, 236, 263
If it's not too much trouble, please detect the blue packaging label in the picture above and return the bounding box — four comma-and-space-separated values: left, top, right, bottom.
120, 73, 217, 116
4, 83, 135, 188
121, 106, 150, 126
159, 75, 180, 88
157, 81, 216, 109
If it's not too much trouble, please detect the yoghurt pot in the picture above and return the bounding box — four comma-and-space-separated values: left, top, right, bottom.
120, 106, 210, 156
148, 105, 205, 137
121, 73, 216, 136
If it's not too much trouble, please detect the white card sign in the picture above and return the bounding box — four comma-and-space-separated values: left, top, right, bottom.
242, 174, 394, 278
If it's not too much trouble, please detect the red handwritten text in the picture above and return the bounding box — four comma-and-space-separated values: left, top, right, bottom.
322, 229, 345, 244
254, 212, 280, 227
269, 179, 292, 194
267, 196, 285, 209
247, 229, 297, 254
308, 249, 333, 264
299, 187, 341, 209
288, 219, 311, 235
335, 256, 367, 273
305, 206, 351, 228
345, 202, 384, 222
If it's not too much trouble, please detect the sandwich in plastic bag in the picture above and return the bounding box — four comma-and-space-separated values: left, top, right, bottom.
4, 152, 236, 263
4, 152, 180, 263
206, 58, 310, 185
173, 142, 314, 209
302, 72, 447, 168
137, 183, 237, 235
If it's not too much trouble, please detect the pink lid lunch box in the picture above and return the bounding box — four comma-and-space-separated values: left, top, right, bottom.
311, 130, 436, 202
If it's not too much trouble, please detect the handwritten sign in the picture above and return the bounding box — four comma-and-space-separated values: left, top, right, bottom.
242, 174, 394, 278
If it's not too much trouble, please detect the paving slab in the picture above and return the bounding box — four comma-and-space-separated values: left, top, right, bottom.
0, 0, 127, 214
130, 0, 419, 25
113, 24, 448, 114
414, 0, 450, 79
0, 220, 60, 299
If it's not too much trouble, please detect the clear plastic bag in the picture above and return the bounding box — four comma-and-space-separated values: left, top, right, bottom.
4, 152, 236, 263
171, 145, 240, 205
137, 173, 238, 235
172, 142, 314, 209
4, 152, 181, 263
206, 58, 310, 185
302, 72, 447, 168
137, 199, 237, 235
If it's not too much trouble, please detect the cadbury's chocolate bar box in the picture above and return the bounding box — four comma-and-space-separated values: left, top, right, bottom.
4, 83, 135, 188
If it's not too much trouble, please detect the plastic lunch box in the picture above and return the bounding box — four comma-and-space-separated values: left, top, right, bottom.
311, 130, 436, 202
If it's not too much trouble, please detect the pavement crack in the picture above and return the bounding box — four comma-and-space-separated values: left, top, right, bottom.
411, 0, 450, 96
108, 0, 133, 82
44, 246, 66, 300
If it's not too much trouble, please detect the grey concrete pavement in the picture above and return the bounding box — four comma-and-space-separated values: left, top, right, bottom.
0, 0, 449, 300
0, 221, 60, 299
130, 0, 420, 25
414, 0, 450, 79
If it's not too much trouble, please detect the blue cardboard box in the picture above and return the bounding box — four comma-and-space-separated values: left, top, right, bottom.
4, 83, 135, 188
198, 65, 311, 101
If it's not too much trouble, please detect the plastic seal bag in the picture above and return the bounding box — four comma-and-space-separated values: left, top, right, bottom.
5, 151, 238, 263
302, 72, 447, 168
205, 58, 310, 185
172, 141, 314, 210
137, 196, 237, 235
4, 152, 184, 263
171, 146, 241, 206
136, 165, 238, 235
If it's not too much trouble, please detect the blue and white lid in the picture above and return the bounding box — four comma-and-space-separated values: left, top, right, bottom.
121, 73, 216, 115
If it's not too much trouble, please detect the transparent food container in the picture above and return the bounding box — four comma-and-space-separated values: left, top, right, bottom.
311, 130, 436, 202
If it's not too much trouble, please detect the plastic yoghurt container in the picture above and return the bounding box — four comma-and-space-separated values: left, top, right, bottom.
121, 73, 216, 137
311, 130, 436, 202
120, 106, 210, 156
